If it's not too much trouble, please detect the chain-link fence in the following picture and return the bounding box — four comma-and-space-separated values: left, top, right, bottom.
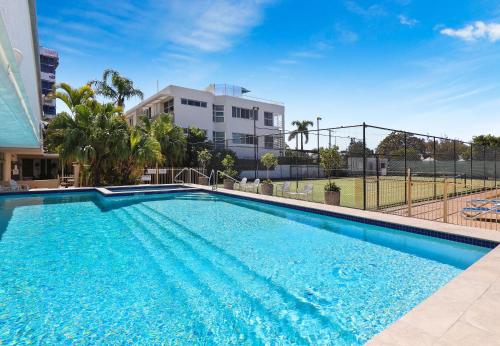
156, 123, 499, 230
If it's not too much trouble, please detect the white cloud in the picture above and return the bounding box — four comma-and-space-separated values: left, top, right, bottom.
441, 21, 500, 42
399, 15, 418, 27
160, 0, 272, 52
344, 1, 386, 17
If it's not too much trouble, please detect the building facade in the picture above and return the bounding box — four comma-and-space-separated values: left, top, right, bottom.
39, 46, 59, 119
0, 0, 59, 188
125, 84, 285, 159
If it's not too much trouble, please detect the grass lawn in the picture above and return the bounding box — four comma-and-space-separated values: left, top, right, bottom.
235, 176, 497, 210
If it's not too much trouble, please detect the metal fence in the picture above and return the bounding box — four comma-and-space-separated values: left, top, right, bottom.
183, 123, 500, 230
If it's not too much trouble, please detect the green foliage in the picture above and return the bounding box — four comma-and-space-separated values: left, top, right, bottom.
320, 146, 342, 179
324, 181, 341, 192
140, 113, 187, 167
197, 149, 212, 170
46, 82, 164, 186
472, 134, 500, 148
376, 132, 427, 159
90, 69, 144, 109
260, 152, 278, 180
221, 154, 238, 178
185, 127, 210, 167
288, 120, 314, 151
345, 139, 373, 157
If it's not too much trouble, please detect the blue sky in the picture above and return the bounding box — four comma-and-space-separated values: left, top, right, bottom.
37, 0, 500, 142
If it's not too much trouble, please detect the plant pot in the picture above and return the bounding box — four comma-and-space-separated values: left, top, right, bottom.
324, 191, 340, 206
198, 176, 209, 185
223, 178, 234, 190
261, 182, 273, 196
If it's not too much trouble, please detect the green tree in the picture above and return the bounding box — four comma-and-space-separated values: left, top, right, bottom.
90, 69, 144, 109
221, 154, 238, 178
288, 120, 314, 151
49, 82, 94, 115
472, 134, 500, 148
260, 152, 278, 180
320, 146, 342, 183
345, 138, 373, 157
140, 113, 186, 167
185, 127, 209, 167
197, 149, 212, 172
376, 132, 427, 159
46, 101, 129, 186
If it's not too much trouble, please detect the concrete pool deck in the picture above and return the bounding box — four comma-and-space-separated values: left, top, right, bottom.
189, 185, 500, 346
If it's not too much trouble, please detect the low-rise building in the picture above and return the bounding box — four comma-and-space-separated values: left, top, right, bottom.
125, 84, 285, 159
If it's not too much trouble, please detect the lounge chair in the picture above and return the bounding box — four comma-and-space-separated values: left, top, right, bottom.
248, 179, 260, 193
461, 203, 500, 220
276, 181, 291, 197
235, 177, 248, 191
140, 175, 151, 183
469, 198, 500, 207
0, 180, 26, 192
289, 183, 313, 201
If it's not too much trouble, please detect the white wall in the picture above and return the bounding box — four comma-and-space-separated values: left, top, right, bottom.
126, 85, 285, 159
0, 0, 41, 138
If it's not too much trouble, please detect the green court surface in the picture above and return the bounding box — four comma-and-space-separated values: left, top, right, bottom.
237, 176, 497, 210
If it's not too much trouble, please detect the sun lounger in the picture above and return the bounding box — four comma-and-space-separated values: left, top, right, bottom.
248, 179, 260, 193
461, 204, 500, 220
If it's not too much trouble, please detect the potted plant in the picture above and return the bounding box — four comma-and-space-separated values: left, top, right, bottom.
197, 149, 212, 185
221, 154, 238, 189
320, 146, 342, 205
260, 152, 278, 195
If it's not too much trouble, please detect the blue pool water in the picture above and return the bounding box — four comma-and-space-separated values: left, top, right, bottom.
0, 192, 490, 345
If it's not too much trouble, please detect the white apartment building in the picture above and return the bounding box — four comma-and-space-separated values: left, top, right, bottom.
0, 0, 59, 188
125, 84, 285, 159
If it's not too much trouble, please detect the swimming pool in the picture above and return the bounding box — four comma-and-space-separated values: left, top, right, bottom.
0, 191, 491, 344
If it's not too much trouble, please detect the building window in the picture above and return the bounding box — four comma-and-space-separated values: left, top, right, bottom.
181, 98, 207, 108
232, 133, 257, 145
163, 99, 174, 113
264, 135, 274, 149
264, 112, 274, 126
213, 131, 226, 150
213, 105, 224, 122
144, 107, 152, 119
232, 107, 258, 120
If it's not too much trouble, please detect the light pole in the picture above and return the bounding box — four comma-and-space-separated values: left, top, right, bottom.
253, 106, 259, 179
317, 116, 322, 178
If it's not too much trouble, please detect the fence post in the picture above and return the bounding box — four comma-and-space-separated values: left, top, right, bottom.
433, 137, 437, 199
404, 132, 407, 204
443, 177, 448, 223
156, 163, 159, 184
407, 168, 412, 217
376, 154, 380, 210
363, 122, 367, 210
453, 140, 457, 194
483, 145, 486, 188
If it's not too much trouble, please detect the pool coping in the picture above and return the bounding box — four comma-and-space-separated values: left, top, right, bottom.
188, 185, 500, 345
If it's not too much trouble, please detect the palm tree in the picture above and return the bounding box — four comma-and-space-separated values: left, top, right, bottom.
115, 127, 163, 185
46, 99, 129, 186
90, 69, 144, 109
288, 120, 314, 151
145, 114, 187, 167
49, 83, 94, 115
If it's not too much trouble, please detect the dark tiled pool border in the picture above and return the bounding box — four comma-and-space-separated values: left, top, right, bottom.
1, 187, 497, 249
209, 190, 499, 249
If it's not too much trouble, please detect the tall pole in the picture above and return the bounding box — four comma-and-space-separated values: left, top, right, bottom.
433, 137, 437, 199
317, 116, 322, 178
253, 107, 259, 179
363, 122, 367, 210
453, 140, 457, 195
404, 132, 407, 203
329, 129, 332, 148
